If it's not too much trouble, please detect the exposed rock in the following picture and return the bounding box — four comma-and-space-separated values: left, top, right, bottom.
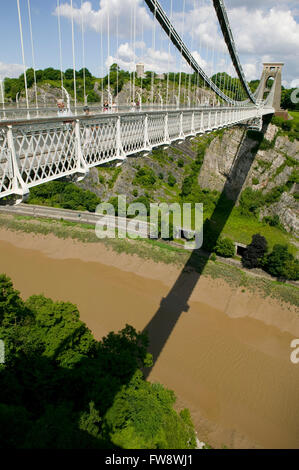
264, 123, 278, 142
260, 192, 299, 235
77, 121, 298, 233
275, 136, 299, 159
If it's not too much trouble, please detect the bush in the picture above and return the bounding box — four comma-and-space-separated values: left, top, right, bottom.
289, 169, 299, 184
242, 234, 268, 269
271, 116, 284, 128
282, 120, 292, 131
239, 188, 264, 217
181, 175, 194, 197
264, 244, 299, 280
133, 166, 157, 188
132, 189, 138, 197
167, 174, 177, 187
259, 138, 274, 150
252, 177, 259, 185
263, 215, 282, 228
27, 180, 101, 212
133, 195, 151, 214
215, 237, 235, 258
177, 158, 184, 168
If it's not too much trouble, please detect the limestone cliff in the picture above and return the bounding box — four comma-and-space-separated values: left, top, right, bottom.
198, 123, 298, 234
78, 121, 298, 234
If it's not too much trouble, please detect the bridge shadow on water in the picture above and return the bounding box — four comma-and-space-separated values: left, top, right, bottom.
143, 119, 270, 378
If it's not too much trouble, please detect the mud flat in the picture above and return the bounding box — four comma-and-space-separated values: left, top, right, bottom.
0, 228, 298, 449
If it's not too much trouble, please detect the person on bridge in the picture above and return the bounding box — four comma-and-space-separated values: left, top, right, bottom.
57, 99, 73, 117
103, 100, 109, 112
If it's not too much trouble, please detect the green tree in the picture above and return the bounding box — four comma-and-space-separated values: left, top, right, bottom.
242, 234, 268, 269
264, 244, 298, 280
0, 275, 28, 327
0, 275, 197, 449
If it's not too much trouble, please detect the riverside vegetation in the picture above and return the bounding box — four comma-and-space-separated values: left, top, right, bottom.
0, 274, 197, 449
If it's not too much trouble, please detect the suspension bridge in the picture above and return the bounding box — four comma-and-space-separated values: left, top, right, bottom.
0, 0, 283, 202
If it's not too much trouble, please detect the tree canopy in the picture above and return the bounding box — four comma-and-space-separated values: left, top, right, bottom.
0, 274, 196, 449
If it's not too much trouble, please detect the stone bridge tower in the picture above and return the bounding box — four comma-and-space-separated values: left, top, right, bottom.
256, 63, 284, 112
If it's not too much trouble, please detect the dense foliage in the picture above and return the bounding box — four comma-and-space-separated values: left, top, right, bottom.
27, 180, 101, 212
133, 166, 157, 188
264, 245, 299, 281
4, 67, 100, 103
0, 274, 196, 449
273, 116, 299, 142
215, 237, 235, 258
241, 236, 299, 280
242, 234, 268, 269
281, 88, 299, 112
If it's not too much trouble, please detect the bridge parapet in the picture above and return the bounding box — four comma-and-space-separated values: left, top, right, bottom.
0, 106, 269, 201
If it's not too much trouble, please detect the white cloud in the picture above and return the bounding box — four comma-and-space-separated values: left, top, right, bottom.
0, 62, 24, 79
54, 0, 152, 37
181, 3, 299, 85
228, 7, 299, 56
107, 42, 176, 74
54, 0, 299, 86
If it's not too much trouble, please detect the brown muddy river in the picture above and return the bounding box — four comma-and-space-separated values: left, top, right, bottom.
0, 233, 298, 449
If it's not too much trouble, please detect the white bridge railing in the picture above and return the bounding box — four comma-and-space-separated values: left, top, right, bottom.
0, 105, 272, 201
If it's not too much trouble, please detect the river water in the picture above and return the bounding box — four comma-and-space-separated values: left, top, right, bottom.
0, 234, 298, 449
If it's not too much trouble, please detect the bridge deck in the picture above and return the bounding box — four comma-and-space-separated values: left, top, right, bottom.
0, 105, 273, 200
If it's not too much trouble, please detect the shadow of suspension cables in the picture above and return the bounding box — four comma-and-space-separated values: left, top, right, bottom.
143, 119, 270, 379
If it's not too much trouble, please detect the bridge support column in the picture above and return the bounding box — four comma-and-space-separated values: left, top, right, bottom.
7, 125, 29, 201
75, 120, 89, 182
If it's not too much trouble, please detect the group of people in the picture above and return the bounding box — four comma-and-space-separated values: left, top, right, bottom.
57, 99, 91, 117
56, 99, 142, 117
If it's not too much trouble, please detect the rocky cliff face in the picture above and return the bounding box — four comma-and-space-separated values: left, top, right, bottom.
198, 123, 299, 234
78, 120, 298, 235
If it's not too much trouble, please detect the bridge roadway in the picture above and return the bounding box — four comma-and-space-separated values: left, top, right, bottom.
0, 105, 273, 201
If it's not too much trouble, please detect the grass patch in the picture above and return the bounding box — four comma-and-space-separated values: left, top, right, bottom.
221, 208, 297, 254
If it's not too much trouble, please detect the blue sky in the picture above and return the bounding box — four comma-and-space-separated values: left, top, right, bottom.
1, 0, 299, 87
